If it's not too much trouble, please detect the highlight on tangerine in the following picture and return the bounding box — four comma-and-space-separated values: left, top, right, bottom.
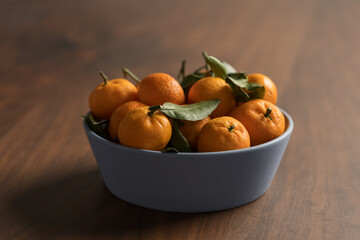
137, 73, 185, 106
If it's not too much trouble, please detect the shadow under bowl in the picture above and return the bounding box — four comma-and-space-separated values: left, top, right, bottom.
83, 109, 294, 213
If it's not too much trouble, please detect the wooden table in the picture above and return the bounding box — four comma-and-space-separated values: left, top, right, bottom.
1, 0, 359, 239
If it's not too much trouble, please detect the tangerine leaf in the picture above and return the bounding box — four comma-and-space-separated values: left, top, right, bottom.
222, 61, 237, 74
228, 72, 247, 80
233, 86, 250, 102
248, 85, 265, 100
226, 76, 248, 88
161, 147, 180, 153
227, 76, 264, 91
160, 99, 220, 121
82, 113, 111, 140
246, 82, 264, 91
226, 76, 249, 102
201, 51, 210, 71
226, 76, 265, 102
170, 121, 192, 152
181, 73, 204, 90
205, 56, 228, 80
181, 68, 212, 91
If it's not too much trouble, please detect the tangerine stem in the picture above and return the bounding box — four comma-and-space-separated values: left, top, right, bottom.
148, 105, 161, 117
123, 68, 141, 83
264, 107, 273, 120
176, 60, 186, 82
228, 125, 235, 132
99, 71, 108, 86
202, 51, 209, 60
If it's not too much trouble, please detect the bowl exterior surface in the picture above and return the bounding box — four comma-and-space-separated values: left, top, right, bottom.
83, 110, 293, 212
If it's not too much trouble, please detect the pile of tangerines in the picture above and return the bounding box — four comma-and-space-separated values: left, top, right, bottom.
84, 53, 285, 153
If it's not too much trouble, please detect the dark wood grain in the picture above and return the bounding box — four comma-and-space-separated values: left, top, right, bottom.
1, 0, 359, 239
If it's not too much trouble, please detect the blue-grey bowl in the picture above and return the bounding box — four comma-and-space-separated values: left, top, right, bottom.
83, 109, 293, 212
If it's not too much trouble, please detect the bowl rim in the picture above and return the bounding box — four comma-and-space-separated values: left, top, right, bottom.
83, 107, 294, 156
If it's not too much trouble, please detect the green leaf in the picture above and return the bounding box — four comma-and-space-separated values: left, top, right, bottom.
82, 113, 111, 140
226, 76, 265, 102
181, 67, 212, 91
248, 85, 265, 100
181, 73, 204, 90
232, 85, 250, 102
170, 121, 192, 152
201, 51, 210, 72
246, 82, 265, 91
205, 56, 228, 80
222, 61, 237, 74
161, 147, 180, 153
160, 99, 220, 121
226, 76, 249, 102
226, 76, 248, 88
228, 72, 247, 80
227, 76, 264, 91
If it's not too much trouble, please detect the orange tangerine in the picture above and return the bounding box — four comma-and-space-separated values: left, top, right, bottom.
118, 107, 172, 151
247, 73, 277, 104
230, 99, 285, 146
137, 73, 185, 106
187, 77, 236, 118
197, 116, 250, 152
89, 72, 137, 119
108, 101, 147, 140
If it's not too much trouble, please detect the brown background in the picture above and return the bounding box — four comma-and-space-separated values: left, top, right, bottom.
1, 0, 359, 239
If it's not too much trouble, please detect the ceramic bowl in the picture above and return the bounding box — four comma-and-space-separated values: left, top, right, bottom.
83, 109, 293, 212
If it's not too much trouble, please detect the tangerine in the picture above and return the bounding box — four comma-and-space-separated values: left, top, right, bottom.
89, 72, 137, 119
247, 73, 277, 104
230, 99, 285, 146
137, 73, 185, 106
197, 116, 250, 152
117, 107, 172, 151
108, 101, 147, 140
187, 77, 236, 118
